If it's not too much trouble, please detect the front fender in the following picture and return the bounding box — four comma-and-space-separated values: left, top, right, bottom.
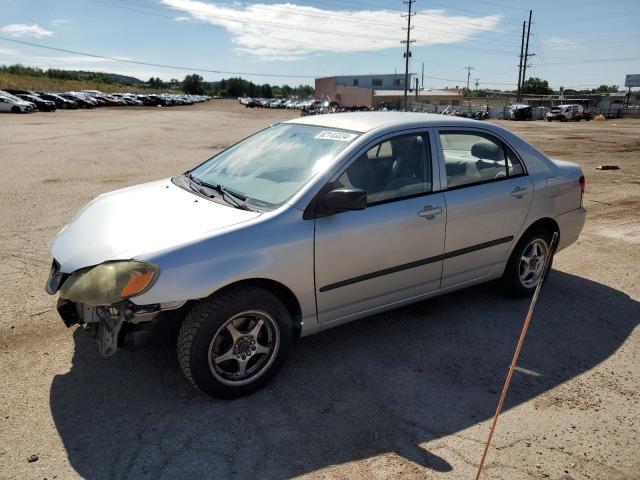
131, 207, 318, 331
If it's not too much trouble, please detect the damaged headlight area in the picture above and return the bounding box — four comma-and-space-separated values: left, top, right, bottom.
59, 261, 159, 306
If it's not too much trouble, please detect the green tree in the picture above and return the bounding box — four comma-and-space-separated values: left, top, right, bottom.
592, 85, 619, 94
182, 74, 205, 95
522, 77, 552, 95
261, 83, 273, 98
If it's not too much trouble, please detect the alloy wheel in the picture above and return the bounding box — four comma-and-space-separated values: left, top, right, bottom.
207, 310, 280, 386
519, 238, 549, 289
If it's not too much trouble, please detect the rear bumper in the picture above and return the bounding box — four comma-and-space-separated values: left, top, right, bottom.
555, 207, 587, 252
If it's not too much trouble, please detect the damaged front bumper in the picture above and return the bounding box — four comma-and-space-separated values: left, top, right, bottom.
47, 258, 185, 356
55, 297, 185, 356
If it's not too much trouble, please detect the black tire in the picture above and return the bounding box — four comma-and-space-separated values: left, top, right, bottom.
177, 286, 292, 399
11, 106, 20, 113
502, 227, 553, 297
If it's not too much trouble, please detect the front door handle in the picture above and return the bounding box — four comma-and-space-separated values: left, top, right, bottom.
418, 205, 443, 220
511, 186, 528, 198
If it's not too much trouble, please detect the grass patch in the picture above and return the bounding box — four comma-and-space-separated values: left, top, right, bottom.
0, 72, 173, 94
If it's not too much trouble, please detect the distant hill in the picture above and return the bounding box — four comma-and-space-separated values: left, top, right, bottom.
0, 64, 172, 93
76, 71, 143, 85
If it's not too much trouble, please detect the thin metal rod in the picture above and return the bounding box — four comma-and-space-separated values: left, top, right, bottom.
516, 21, 525, 102
475, 231, 559, 480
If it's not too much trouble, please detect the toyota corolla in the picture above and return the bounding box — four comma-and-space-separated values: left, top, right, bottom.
46, 113, 586, 398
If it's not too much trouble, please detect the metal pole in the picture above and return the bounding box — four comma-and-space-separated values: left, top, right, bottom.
465, 66, 474, 110
516, 21, 525, 102
475, 232, 559, 480
402, 0, 415, 108
521, 10, 533, 99
421, 62, 424, 91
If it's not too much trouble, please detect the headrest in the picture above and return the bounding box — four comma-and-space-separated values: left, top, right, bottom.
392, 136, 423, 155
471, 141, 503, 162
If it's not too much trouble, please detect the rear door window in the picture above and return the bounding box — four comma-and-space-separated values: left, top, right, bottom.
439, 131, 525, 188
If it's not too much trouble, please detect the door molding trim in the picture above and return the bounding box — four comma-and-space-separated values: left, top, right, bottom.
318, 235, 514, 292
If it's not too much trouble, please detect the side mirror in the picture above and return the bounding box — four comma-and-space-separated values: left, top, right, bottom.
320, 188, 367, 212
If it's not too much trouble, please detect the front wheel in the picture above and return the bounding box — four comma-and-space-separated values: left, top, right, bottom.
177, 286, 292, 399
502, 228, 553, 297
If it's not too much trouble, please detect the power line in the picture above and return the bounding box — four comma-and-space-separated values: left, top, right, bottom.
0, 36, 317, 79
421, 0, 522, 25
535, 56, 640, 65
95, 0, 520, 56
473, 0, 528, 11
121, 0, 524, 48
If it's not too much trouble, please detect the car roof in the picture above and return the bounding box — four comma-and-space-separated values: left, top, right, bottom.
285, 112, 483, 133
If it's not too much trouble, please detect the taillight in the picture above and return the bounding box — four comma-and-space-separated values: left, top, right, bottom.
579, 174, 585, 193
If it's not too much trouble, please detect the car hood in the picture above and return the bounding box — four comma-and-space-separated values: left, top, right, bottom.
50, 178, 261, 273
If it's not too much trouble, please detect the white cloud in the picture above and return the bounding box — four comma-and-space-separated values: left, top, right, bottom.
52, 19, 71, 26
174, 16, 193, 22
0, 23, 55, 38
160, 0, 502, 61
0, 47, 20, 56
545, 36, 578, 50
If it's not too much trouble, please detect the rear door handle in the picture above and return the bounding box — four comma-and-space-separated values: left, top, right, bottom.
511, 186, 528, 198
418, 205, 443, 219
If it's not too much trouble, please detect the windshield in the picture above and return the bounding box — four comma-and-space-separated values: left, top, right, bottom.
187, 123, 359, 208
0, 91, 23, 102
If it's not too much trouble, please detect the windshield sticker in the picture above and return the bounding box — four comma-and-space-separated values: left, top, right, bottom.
314, 130, 358, 142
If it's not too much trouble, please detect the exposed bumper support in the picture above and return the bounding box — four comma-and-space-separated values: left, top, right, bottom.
56, 298, 187, 356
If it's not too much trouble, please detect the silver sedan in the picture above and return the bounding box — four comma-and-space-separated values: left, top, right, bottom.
46, 112, 586, 398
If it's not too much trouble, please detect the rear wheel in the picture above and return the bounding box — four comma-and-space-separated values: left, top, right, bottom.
11, 106, 20, 113
503, 228, 553, 297
177, 286, 292, 399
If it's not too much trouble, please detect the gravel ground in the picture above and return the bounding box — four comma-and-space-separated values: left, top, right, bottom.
0, 101, 638, 480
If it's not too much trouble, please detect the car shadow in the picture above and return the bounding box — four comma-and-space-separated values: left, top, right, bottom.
50, 271, 639, 479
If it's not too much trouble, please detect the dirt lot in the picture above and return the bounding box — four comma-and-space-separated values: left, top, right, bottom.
1, 101, 638, 480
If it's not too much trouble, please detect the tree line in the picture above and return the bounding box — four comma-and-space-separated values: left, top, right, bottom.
181, 74, 314, 98
2, 65, 618, 98
470, 77, 622, 97
0, 65, 315, 98
0, 64, 140, 85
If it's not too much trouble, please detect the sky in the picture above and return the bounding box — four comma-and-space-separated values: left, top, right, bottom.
1, 0, 639, 90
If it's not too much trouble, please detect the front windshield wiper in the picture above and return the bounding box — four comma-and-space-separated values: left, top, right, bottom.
185, 173, 253, 211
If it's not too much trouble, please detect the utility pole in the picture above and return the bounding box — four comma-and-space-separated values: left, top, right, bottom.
474, 78, 480, 92
401, 0, 416, 108
521, 10, 535, 101
516, 21, 525, 102
421, 62, 424, 91
465, 65, 474, 110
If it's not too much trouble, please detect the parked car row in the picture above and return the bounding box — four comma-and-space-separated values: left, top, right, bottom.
238, 97, 320, 110
0, 89, 210, 113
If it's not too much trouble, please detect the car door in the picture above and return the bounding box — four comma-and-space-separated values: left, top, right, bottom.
436, 128, 533, 289
314, 130, 446, 326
